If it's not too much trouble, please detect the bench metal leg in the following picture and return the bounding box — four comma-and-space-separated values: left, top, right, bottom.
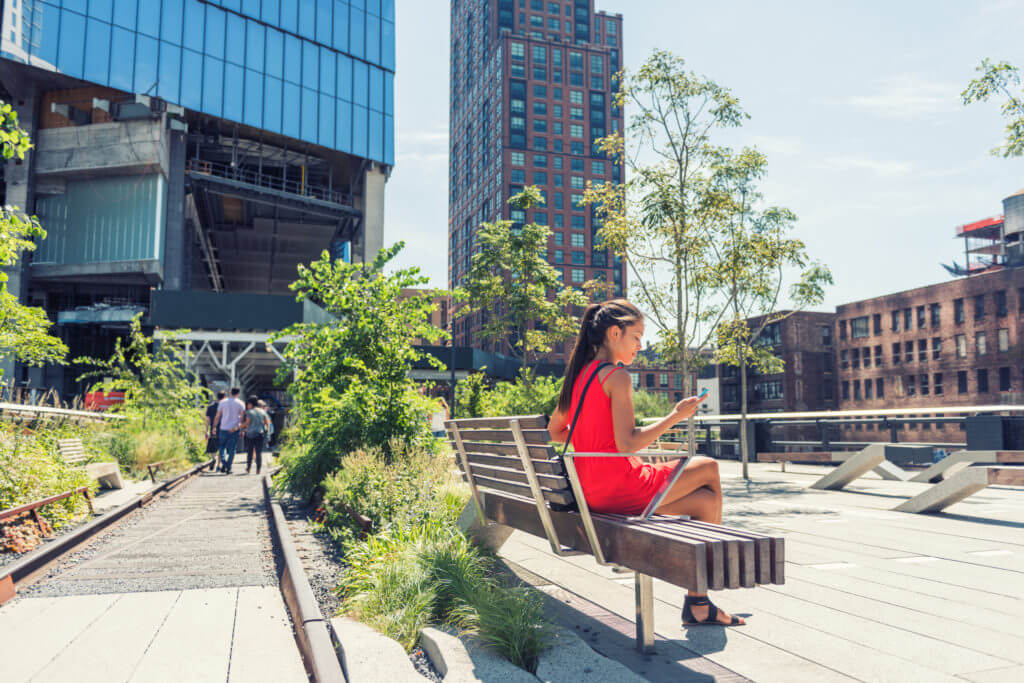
634, 572, 655, 653
873, 460, 911, 481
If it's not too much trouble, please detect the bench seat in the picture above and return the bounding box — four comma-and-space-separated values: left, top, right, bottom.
59, 438, 123, 490
447, 415, 784, 652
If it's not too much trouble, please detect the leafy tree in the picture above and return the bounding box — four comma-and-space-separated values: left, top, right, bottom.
456, 187, 586, 380
631, 389, 675, 425
0, 101, 67, 372
711, 148, 832, 478
962, 59, 1024, 157
455, 370, 563, 419
273, 243, 446, 494
75, 314, 209, 414
584, 50, 748, 453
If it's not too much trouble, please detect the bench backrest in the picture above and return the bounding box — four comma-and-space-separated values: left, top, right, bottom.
446, 415, 574, 507
58, 438, 89, 465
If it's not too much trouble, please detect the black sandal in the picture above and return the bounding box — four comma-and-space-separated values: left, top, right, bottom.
682, 595, 744, 626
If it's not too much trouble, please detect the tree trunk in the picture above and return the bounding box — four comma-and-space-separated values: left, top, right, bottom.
682, 357, 698, 459
739, 349, 749, 480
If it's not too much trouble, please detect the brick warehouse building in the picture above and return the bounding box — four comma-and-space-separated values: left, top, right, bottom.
835, 268, 1024, 445
448, 0, 626, 363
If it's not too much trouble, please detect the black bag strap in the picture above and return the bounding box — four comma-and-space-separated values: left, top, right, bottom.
556, 360, 615, 462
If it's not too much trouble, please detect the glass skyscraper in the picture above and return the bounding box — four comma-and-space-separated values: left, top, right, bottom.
1, 0, 394, 165
0, 0, 395, 395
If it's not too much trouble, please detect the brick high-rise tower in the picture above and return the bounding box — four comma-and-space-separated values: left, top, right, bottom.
448, 0, 625, 364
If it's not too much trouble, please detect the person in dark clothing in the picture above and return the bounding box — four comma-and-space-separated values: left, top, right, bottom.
239, 398, 270, 474
205, 391, 226, 461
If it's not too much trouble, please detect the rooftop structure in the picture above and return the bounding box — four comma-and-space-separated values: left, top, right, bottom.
944, 188, 1024, 276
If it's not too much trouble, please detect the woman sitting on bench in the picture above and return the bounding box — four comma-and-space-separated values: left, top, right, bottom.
547, 299, 745, 627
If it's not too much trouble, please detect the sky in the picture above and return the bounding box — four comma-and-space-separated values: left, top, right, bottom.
383, 0, 1024, 313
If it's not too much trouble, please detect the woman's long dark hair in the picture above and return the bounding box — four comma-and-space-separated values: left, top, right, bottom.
556, 299, 643, 413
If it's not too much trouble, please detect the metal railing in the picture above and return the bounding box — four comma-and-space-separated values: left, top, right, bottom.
0, 487, 94, 535
186, 159, 354, 207
646, 404, 1024, 458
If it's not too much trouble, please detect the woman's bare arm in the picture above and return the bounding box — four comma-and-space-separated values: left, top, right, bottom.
607, 371, 703, 453
548, 407, 570, 443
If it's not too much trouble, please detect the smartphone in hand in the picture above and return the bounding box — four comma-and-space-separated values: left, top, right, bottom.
696, 387, 709, 399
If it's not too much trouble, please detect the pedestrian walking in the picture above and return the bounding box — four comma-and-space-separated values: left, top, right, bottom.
214, 388, 245, 473
205, 391, 225, 465
240, 398, 271, 474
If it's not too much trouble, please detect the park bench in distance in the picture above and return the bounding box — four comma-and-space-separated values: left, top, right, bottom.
59, 438, 124, 489
446, 415, 785, 652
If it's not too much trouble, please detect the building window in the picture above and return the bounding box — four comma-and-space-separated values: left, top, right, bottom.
533, 171, 547, 184
570, 233, 585, 247
997, 290, 1008, 317
645, 373, 654, 387
930, 303, 940, 326
534, 210, 547, 224
905, 374, 916, 396
840, 349, 848, 369
553, 249, 564, 263
659, 373, 668, 388
958, 370, 968, 394
841, 381, 850, 400
904, 308, 912, 330
822, 325, 832, 346
851, 316, 869, 339
956, 334, 967, 358
755, 381, 784, 401
823, 379, 834, 400
630, 372, 640, 388
916, 306, 925, 328
674, 375, 683, 389
872, 313, 881, 335
904, 341, 913, 363
917, 339, 927, 362
571, 268, 585, 283
934, 373, 943, 395
892, 342, 901, 364
932, 337, 941, 359
1000, 366, 1011, 391
997, 328, 1010, 352
874, 345, 883, 366
838, 320, 847, 340
891, 310, 900, 332
511, 42, 525, 59
977, 368, 989, 393
511, 152, 525, 165
571, 215, 585, 230
570, 175, 584, 189
876, 377, 884, 398
974, 294, 985, 320
864, 379, 873, 399
954, 298, 965, 324
510, 169, 526, 183
976, 332, 987, 356
851, 348, 860, 369
534, 154, 548, 167
760, 323, 782, 346
554, 232, 564, 245
853, 380, 861, 400
570, 124, 584, 138
920, 373, 929, 396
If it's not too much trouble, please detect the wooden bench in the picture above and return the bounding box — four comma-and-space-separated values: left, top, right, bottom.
447, 415, 785, 652
894, 466, 1024, 513
58, 438, 124, 489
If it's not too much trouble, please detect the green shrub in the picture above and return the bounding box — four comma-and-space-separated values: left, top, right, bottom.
98, 409, 207, 478
456, 369, 562, 419
631, 389, 675, 423
338, 521, 553, 671
0, 421, 96, 529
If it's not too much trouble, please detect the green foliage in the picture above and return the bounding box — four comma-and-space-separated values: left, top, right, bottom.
75, 315, 209, 476
962, 59, 1024, 157
273, 243, 445, 496
0, 101, 67, 372
456, 369, 562, 418
631, 389, 675, 424
0, 421, 99, 530
455, 187, 586, 373
316, 443, 466, 545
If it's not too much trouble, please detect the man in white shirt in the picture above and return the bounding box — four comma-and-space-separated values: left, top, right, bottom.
214, 388, 246, 473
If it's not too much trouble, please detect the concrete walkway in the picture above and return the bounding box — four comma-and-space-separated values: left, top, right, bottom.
501, 460, 1024, 683
0, 459, 307, 682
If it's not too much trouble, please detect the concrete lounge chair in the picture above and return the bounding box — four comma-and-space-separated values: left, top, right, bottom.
894, 465, 1024, 513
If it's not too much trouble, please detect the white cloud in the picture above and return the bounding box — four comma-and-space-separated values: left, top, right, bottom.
395, 128, 449, 167
747, 135, 805, 157
841, 75, 960, 119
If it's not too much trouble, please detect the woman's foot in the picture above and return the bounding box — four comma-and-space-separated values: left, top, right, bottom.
682, 595, 745, 626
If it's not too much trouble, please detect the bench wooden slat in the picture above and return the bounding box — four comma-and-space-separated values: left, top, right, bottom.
462, 451, 565, 476
644, 519, 750, 589
757, 452, 834, 463
457, 441, 556, 459
452, 428, 550, 444
671, 521, 758, 588
615, 517, 726, 590
685, 520, 773, 585
448, 415, 548, 430
472, 474, 574, 506
989, 466, 1024, 485
484, 490, 710, 593
456, 460, 569, 490
996, 453, 1024, 464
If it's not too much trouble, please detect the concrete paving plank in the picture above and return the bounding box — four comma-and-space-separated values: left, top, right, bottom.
129, 587, 238, 683
0, 596, 60, 637
957, 663, 1024, 682
32, 590, 180, 683
228, 586, 307, 683
0, 593, 119, 682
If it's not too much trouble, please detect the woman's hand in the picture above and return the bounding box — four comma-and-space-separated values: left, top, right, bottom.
671, 393, 706, 422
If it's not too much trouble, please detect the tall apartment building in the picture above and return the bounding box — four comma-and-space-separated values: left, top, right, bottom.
0, 0, 394, 395
448, 0, 626, 363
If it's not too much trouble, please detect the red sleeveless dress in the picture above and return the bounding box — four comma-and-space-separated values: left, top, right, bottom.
567, 360, 678, 515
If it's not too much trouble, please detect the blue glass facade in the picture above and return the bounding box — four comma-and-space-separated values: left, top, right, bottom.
1, 0, 394, 165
